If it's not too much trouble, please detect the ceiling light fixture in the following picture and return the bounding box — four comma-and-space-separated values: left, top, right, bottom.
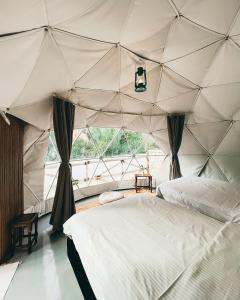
135, 60, 147, 92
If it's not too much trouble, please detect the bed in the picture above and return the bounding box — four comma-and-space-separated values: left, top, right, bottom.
64, 181, 240, 300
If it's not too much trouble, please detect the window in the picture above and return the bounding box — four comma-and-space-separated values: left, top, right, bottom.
44, 127, 164, 199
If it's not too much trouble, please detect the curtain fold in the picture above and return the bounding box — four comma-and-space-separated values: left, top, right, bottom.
50, 97, 75, 231
167, 114, 185, 180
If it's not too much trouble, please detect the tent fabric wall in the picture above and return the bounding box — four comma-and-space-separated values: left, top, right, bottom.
23, 125, 49, 214
1, 1, 240, 213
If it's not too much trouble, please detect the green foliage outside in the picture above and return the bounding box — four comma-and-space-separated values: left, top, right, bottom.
46, 128, 159, 162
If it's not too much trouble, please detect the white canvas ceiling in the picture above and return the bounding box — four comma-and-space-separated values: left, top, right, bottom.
1, 0, 240, 212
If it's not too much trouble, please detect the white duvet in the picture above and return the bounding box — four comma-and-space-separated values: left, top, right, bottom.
161, 222, 240, 300
64, 194, 229, 300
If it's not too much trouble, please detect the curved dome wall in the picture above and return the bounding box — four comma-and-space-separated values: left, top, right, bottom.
1, 1, 240, 213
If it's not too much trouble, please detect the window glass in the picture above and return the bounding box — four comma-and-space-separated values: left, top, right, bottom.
44, 127, 165, 199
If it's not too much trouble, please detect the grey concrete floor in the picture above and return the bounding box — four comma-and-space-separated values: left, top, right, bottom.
5, 214, 84, 300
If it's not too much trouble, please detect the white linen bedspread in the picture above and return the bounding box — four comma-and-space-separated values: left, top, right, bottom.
64, 194, 223, 300
161, 222, 240, 300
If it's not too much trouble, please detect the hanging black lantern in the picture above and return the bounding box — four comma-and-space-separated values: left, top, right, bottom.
135, 60, 147, 92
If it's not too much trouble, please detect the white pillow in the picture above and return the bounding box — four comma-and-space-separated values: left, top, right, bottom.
99, 191, 124, 204
157, 176, 240, 223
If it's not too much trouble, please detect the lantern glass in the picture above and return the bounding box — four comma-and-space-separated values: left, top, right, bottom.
135, 61, 147, 92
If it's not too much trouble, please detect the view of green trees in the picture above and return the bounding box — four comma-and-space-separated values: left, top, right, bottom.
46, 128, 159, 162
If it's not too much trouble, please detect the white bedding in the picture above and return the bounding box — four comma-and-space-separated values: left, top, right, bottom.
161, 222, 240, 300
156, 176, 240, 222
64, 194, 223, 300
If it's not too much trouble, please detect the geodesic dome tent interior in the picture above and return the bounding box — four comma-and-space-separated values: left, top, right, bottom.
1, 0, 240, 214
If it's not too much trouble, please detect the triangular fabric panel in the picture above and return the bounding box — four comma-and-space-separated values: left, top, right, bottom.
152, 130, 170, 154
214, 155, 240, 182
49, 0, 131, 42
69, 89, 117, 111
0, 0, 46, 34
162, 17, 223, 62
188, 92, 224, 124
187, 121, 231, 154
87, 111, 123, 128
123, 21, 171, 62
12, 31, 73, 107
200, 158, 228, 181
231, 35, 240, 46
44, 166, 59, 200
102, 94, 122, 113
179, 0, 240, 34
123, 115, 151, 133
166, 40, 223, 85
157, 67, 198, 101
0, 30, 45, 108
150, 116, 167, 132
74, 107, 98, 129
120, 94, 159, 115
157, 155, 171, 182
201, 83, 240, 120
179, 129, 207, 155
179, 155, 208, 176
9, 99, 53, 131
203, 40, 240, 86
76, 46, 120, 91
230, 13, 240, 35
157, 90, 199, 113
215, 122, 240, 155
52, 29, 114, 82
121, 0, 175, 45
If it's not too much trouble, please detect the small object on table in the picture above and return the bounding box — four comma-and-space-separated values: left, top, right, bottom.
99, 191, 124, 204
135, 174, 152, 193
11, 213, 38, 255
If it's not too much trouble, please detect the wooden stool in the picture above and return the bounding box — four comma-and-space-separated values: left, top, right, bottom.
11, 213, 38, 255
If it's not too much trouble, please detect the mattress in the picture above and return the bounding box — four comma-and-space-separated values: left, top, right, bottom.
64, 194, 223, 300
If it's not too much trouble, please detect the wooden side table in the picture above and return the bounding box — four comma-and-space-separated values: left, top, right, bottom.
135, 174, 152, 193
11, 213, 38, 255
